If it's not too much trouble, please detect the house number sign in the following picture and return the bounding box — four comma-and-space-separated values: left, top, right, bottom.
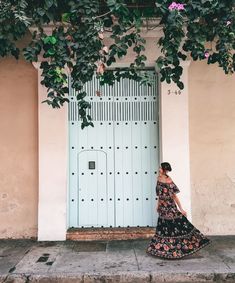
167, 90, 182, 95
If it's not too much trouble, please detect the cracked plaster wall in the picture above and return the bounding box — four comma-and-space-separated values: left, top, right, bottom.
189, 61, 235, 235
0, 55, 38, 239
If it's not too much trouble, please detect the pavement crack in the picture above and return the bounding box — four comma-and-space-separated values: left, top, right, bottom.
24, 274, 31, 283
47, 246, 62, 272
222, 259, 231, 270
133, 247, 140, 270
2, 274, 9, 283
3, 245, 35, 282
24, 249, 30, 255
8, 266, 16, 273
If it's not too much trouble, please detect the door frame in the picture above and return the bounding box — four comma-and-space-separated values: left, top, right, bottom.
68, 68, 159, 228
34, 61, 191, 241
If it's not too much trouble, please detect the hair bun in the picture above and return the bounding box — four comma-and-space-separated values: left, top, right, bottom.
161, 162, 172, 171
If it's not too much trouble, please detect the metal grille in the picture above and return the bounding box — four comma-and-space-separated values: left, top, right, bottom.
68, 71, 158, 122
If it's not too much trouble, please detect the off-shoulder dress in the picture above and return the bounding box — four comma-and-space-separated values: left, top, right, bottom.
146, 180, 211, 259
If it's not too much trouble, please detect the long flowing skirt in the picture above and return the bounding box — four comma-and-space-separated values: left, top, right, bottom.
146, 215, 211, 259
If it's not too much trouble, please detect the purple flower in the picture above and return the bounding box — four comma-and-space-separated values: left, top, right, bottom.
168, 2, 185, 11
204, 52, 210, 58
226, 21, 231, 26
177, 4, 185, 10
168, 2, 178, 10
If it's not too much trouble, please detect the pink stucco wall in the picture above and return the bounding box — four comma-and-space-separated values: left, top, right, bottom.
0, 36, 234, 238
189, 61, 235, 235
0, 58, 38, 238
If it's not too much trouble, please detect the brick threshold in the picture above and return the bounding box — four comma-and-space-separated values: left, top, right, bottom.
67, 227, 155, 241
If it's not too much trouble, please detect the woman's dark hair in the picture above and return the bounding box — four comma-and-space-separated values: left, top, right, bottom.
161, 162, 172, 172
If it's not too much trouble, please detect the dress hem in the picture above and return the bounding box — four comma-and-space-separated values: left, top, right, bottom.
146, 239, 211, 260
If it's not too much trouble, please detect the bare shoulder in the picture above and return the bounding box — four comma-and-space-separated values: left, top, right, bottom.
166, 176, 173, 184
157, 176, 173, 184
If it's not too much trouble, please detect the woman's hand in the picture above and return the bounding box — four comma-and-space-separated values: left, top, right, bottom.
180, 209, 187, 217
156, 204, 159, 212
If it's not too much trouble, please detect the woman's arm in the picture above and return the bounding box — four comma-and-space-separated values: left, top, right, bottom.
172, 194, 187, 217
156, 199, 159, 212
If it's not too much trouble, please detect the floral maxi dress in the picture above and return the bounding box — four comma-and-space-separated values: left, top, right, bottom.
146, 181, 211, 259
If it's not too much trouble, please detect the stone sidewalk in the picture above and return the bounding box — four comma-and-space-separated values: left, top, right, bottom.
0, 236, 234, 283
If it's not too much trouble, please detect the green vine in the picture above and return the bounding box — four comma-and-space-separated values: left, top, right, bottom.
0, 0, 234, 128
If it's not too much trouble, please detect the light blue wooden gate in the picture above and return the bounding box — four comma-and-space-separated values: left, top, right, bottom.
68, 70, 159, 228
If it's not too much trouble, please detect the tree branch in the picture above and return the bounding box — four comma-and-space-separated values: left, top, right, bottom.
93, 11, 112, 19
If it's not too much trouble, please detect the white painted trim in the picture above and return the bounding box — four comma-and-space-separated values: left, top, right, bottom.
157, 61, 192, 220
33, 63, 68, 241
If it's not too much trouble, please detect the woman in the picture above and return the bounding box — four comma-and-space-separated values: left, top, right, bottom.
146, 162, 211, 259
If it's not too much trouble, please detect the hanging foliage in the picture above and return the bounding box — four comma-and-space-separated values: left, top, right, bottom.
0, 0, 234, 128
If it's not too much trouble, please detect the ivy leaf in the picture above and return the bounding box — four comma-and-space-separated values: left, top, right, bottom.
62, 13, 70, 23
45, 0, 54, 8
43, 36, 57, 45
177, 81, 184, 90
1, 0, 233, 129
47, 48, 55, 55
37, 8, 45, 16
76, 92, 86, 100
